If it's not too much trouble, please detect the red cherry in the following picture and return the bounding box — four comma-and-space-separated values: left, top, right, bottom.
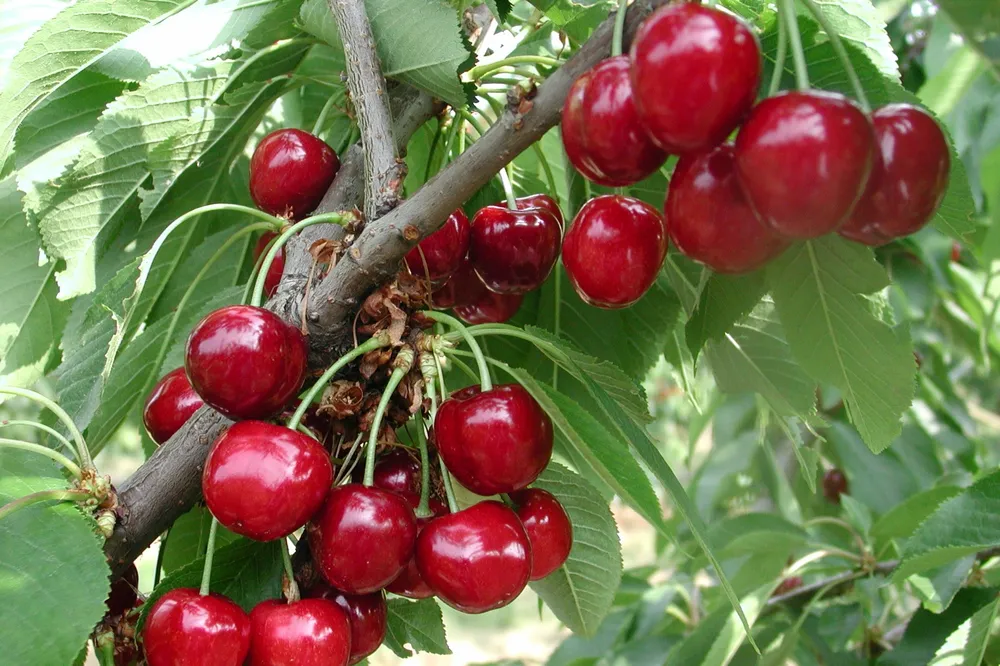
143, 368, 205, 445
510, 488, 573, 580
848, 104, 950, 240
629, 3, 761, 152
185, 305, 307, 420
435, 384, 553, 496
511, 194, 565, 230
822, 468, 849, 504
415, 501, 531, 613
106, 563, 139, 616
837, 218, 892, 247
562, 55, 667, 186
253, 232, 285, 297
385, 494, 448, 599
469, 203, 562, 294
308, 484, 417, 594
143, 588, 250, 666
774, 576, 803, 596
734, 91, 875, 239
249, 129, 340, 220
372, 449, 421, 496
405, 210, 471, 283
562, 195, 668, 308
203, 421, 333, 541
453, 290, 524, 325
430, 255, 484, 309
665, 143, 788, 273
248, 598, 350, 666
307, 583, 387, 664
951, 241, 962, 263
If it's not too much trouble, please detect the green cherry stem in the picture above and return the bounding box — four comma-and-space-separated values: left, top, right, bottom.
796, 0, 871, 111
0, 438, 83, 479
362, 348, 415, 486
438, 456, 460, 513
312, 90, 347, 137
611, 0, 629, 58
199, 516, 220, 596
0, 387, 91, 470
467, 55, 563, 81
422, 311, 493, 391
497, 165, 518, 211
0, 488, 92, 521
154, 528, 170, 587
768, 9, 789, 96
414, 411, 433, 519
280, 537, 301, 602
780, 0, 810, 91
0, 419, 77, 458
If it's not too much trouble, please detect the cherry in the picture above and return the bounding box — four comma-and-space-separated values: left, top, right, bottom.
822, 468, 849, 504
415, 501, 531, 613
562, 55, 666, 186
511, 194, 565, 229
143, 368, 205, 445
185, 305, 307, 420
308, 583, 388, 664
372, 448, 421, 496
405, 209, 471, 283
510, 488, 573, 580
106, 563, 140, 616
249, 129, 340, 220
453, 289, 524, 325
774, 576, 803, 596
629, 3, 761, 153
143, 588, 250, 666
248, 598, 351, 666
385, 493, 449, 599
435, 384, 553, 496
734, 91, 875, 239
952, 241, 962, 263
469, 202, 562, 294
253, 232, 285, 297
430, 255, 484, 309
308, 484, 417, 594
562, 195, 668, 308
203, 421, 333, 541
665, 143, 788, 273
848, 103, 950, 240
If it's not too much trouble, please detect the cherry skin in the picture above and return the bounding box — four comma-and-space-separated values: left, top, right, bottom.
453, 289, 524, 325
629, 3, 761, 152
665, 143, 789, 273
372, 449, 422, 497
469, 202, 562, 294
435, 384, 553, 496
405, 209, 471, 283
203, 421, 333, 541
512, 194, 565, 230
307, 583, 388, 664
143, 368, 205, 445
385, 493, 449, 599
253, 232, 285, 298
307, 484, 418, 594
248, 598, 351, 666
734, 90, 875, 239
562, 195, 668, 308
249, 129, 340, 220
562, 55, 666, 186
185, 305, 307, 420
430, 255, 484, 309
822, 468, 849, 504
848, 103, 950, 240
106, 563, 140, 617
415, 501, 532, 614
510, 488, 573, 580
143, 588, 250, 666
837, 218, 892, 247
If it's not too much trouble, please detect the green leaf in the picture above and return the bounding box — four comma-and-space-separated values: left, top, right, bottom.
767, 237, 916, 453
807, 0, 899, 80
826, 422, 921, 515
162, 506, 242, 574
530, 463, 623, 636
484, 0, 512, 22
0, 450, 110, 666
961, 594, 1000, 666
870, 485, 963, 553
299, 0, 474, 107
383, 598, 451, 658
705, 513, 809, 560
908, 555, 975, 614
686, 271, 768, 356
665, 583, 776, 666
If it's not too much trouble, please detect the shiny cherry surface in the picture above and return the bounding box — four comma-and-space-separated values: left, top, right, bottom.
469, 203, 562, 294
253, 232, 285, 297
453, 290, 524, 325
143, 368, 205, 445
435, 384, 553, 496
203, 421, 333, 541
308, 583, 388, 664
837, 217, 892, 247
512, 194, 565, 230
430, 255, 486, 310
510, 488, 573, 580
308, 484, 417, 594
415, 501, 531, 614
143, 588, 250, 666
185, 305, 307, 420
562, 55, 666, 186
405, 210, 471, 283
734, 91, 875, 239
665, 143, 788, 273
249, 129, 340, 220
385, 493, 448, 599
372, 448, 422, 497
562, 195, 668, 308
248, 599, 350, 666
629, 3, 761, 152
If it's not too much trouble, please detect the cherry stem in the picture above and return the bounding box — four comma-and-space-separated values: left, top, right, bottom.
780, 0, 810, 91
362, 348, 415, 486
0, 438, 83, 479
611, 0, 629, 57
0, 387, 91, 471
95, 633, 115, 666
532, 143, 562, 212
335, 433, 365, 485
0, 488, 92, 521
414, 411, 433, 519
287, 332, 392, 431
280, 537, 301, 603
419, 351, 440, 421
467, 55, 563, 81
0, 420, 77, 459
198, 516, 220, 596
154, 527, 170, 587
796, 0, 871, 111
422, 312, 493, 392
312, 89, 347, 137
498, 165, 518, 211
438, 456, 460, 514
768, 9, 789, 96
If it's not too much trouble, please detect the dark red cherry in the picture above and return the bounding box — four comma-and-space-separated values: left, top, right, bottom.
774, 576, 803, 596
385, 493, 448, 599
629, 3, 761, 152
562, 195, 668, 308
106, 563, 139, 616
952, 241, 962, 263
837, 218, 892, 247
308, 484, 417, 594
435, 384, 553, 496
512, 194, 565, 230
185, 305, 307, 420
510, 488, 573, 580
143, 588, 250, 666
405, 210, 471, 283
308, 583, 387, 664
734, 91, 875, 239
430, 255, 485, 310
415, 501, 531, 613
562, 55, 667, 186
469, 203, 562, 294
372, 449, 421, 496
822, 468, 849, 504
250, 129, 340, 220
248, 598, 350, 666
848, 104, 950, 240
203, 421, 333, 541
453, 290, 524, 324
253, 232, 285, 297
665, 143, 788, 273
143, 368, 205, 445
